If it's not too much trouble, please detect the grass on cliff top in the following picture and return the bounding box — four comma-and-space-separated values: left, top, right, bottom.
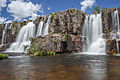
0, 53, 8, 59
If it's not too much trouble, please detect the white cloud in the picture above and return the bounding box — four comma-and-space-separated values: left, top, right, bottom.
0, 0, 7, 11
47, 6, 51, 10
0, 17, 6, 24
7, 0, 42, 20
80, 0, 95, 12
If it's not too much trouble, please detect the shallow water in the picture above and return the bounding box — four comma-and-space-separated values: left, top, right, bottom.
0, 54, 120, 80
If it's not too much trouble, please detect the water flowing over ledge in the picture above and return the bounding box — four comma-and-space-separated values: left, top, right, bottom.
82, 13, 106, 55
4, 15, 51, 53
0, 8, 120, 55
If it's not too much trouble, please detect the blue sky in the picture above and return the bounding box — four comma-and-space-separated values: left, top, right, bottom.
0, 0, 120, 23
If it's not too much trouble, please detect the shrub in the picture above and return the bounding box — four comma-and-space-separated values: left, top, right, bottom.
0, 53, 8, 59
34, 51, 41, 56
51, 13, 55, 19
50, 31, 53, 35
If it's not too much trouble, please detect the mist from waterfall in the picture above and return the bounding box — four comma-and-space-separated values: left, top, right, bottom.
6, 22, 36, 53
82, 13, 106, 55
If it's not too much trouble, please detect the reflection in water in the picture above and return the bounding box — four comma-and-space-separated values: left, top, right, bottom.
0, 54, 120, 80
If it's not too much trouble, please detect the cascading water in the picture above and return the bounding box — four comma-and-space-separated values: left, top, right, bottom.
9, 23, 12, 30
82, 13, 106, 55
111, 9, 120, 53
0, 23, 8, 46
36, 21, 44, 37
6, 22, 36, 53
42, 15, 51, 37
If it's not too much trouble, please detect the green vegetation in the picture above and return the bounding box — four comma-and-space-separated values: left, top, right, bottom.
100, 7, 107, 12
93, 6, 100, 13
113, 53, 116, 56
50, 31, 53, 35
51, 13, 55, 19
33, 51, 56, 56
64, 34, 68, 40
21, 22, 26, 26
28, 37, 57, 56
82, 11, 86, 16
104, 29, 109, 33
71, 9, 75, 13
0, 53, 8, 59
118, 11, 120, 15
112, 53, 120, 56
92, 6, 107, 14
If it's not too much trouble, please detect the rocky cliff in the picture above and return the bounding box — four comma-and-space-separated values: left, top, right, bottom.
29, 8, 85, 53
0, 8, 120, 55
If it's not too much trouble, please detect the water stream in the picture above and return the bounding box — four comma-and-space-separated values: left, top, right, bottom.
0, 23, 8, 46
36, 21, 44, 37
82, 13, 106, 54
6, 22, 36, 53
42, 15, 51, 37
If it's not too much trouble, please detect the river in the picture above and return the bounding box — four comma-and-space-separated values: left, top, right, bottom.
0, 54, 120, 80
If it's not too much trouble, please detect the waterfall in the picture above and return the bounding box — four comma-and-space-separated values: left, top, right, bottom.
0, 23, 8, 46
111, 9, 120, 53
42, 15, 51, 37
36, 21, 44, 37
6, 22, 36, 53
9, 23, 12, 30
82, 13, 106, 54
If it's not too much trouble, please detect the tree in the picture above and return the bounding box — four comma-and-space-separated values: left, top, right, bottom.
100, 7, 107, 12
92, 6, 107, 14
93, 6, 100, 13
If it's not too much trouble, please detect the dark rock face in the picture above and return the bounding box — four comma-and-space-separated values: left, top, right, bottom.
33, 33, 68, 53
27, 8, 85, 53
0, 24, 4, 44
103, 8, 120, 54
102, 8, 116, 39
106, 39, 117, 55
67, 34, 82, 52
49, 8, 85, 35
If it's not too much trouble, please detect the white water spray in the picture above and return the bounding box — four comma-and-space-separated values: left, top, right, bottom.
6, 22, 36, 53
36, 21, 44, 37
42, 15, 51, 37
82, 13, 106, 55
